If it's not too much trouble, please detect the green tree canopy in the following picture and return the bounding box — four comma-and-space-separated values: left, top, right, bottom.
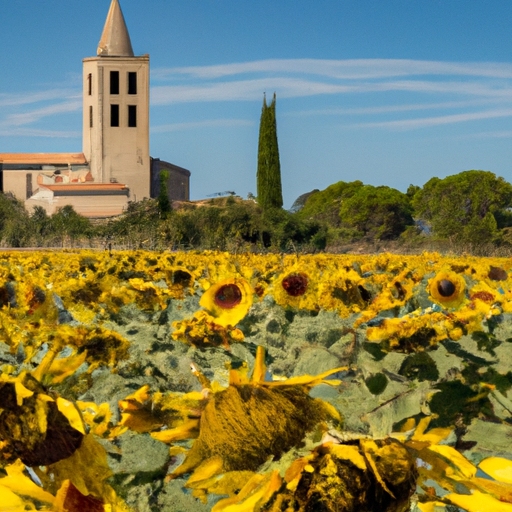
256, 93, 283, 211
298, 181, 364, 224
339, 185, 414, 240
158, 170, 172, 218
412, 170, 512, 243
0, 193, 31, 247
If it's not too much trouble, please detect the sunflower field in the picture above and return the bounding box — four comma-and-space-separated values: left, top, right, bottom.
1, 249, 512, 511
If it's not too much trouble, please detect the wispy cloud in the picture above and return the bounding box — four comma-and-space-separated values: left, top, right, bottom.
357, 108, 512, 129
150, 58, 512, 106
0, 89, 80, 108
3, 58, 512, 138
151, 119, 253, 133
151, 78, 360, 104
287, 98, 508, 117
152, 78, 512, 105
153, 59, 512, 81
4, 100, 82, 126
0, 128, 80, 138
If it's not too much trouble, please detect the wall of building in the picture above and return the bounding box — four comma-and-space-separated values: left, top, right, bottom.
83, 55, 150, 201
150, 158, 191, 202
26, 191, 129, 217
3, 170, 40, 201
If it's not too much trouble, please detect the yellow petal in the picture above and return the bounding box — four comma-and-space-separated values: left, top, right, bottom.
57, 397, 85, 435
446, 490, 512, 512
417, 502, 447, 512
411, 416, 433, 439
428, 445, 476, 480
361, 441, 396, 499
0, 460, 55, 506
14, 381, 33, 406
150, 419, 200, 444
122, 384, 151, 405
479, 457, 512, 485
265, 366, 347, 389
212, 471, 281, 512
0, 487, 26, 511
413, 427, 453, 445
251, 346, 266, 383
186, 457, 224, 487
48, 350, 88, 384
330, 444, 367, 471
284, 457, 313, 492
400, 417, 416, 432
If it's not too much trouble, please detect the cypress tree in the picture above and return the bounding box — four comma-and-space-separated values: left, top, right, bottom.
158, 170, 172, 217
257, 93, 283, 210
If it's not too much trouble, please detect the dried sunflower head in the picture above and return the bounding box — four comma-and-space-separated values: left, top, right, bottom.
0, 372, 84, 467
169, 347, 345, 482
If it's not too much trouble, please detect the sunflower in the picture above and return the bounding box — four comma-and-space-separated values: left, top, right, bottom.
272, 261, 321, 311
428, 270, 466, 309
199, 277, 253, 327
165, 347, 344, 484
112, 347, 346, 505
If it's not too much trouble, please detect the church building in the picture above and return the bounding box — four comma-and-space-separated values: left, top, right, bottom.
0, 0, 190, 217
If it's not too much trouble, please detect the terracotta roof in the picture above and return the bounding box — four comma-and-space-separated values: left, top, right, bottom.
0, 153, 87, 165
97, 0, 134, 57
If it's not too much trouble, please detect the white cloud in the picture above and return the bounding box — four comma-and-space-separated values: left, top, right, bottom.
0, 90, 80, 108
4, 100, 82, 126
151, 77, 512, 105
152, 59, 512, 81
287, 98, 508, 117
3, 58, 512, 136
151, 77, 359, 104
0, 128, 81, 138
357, 108, 512, 129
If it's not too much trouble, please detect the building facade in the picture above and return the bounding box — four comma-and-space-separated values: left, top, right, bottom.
0, 0, 190, 217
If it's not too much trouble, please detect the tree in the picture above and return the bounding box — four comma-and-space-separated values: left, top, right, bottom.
0, 193, 32, 247
412, 170, 512, 243
298, 181, 364, 225
49, 205, 92, 247
339, 185, 414, 240
256, 93, 283, 211
158, 170, 172, 218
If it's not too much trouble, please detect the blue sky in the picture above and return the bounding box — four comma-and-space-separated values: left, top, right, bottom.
2, 0, 512, 208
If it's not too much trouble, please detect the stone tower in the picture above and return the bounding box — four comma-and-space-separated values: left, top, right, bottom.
82, 0, 150, 201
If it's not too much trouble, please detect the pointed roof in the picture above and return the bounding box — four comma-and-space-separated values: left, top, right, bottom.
97, 0, 134, 57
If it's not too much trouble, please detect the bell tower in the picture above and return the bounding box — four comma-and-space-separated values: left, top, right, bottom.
83, 0, 150, 200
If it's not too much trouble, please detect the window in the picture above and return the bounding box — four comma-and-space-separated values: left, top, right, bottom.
89, 106, 93, 128
128, 105, 137, 127
87, 73, 92, 95
128, 72, 137, 94
26, 174, 33, 199
110, 71, 119, 94
111, 104, 119, 127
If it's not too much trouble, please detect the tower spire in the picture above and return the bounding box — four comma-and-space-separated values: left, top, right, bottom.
97, 0, 134, 57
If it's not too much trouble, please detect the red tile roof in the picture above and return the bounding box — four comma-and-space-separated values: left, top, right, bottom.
0, 153, 87, 165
